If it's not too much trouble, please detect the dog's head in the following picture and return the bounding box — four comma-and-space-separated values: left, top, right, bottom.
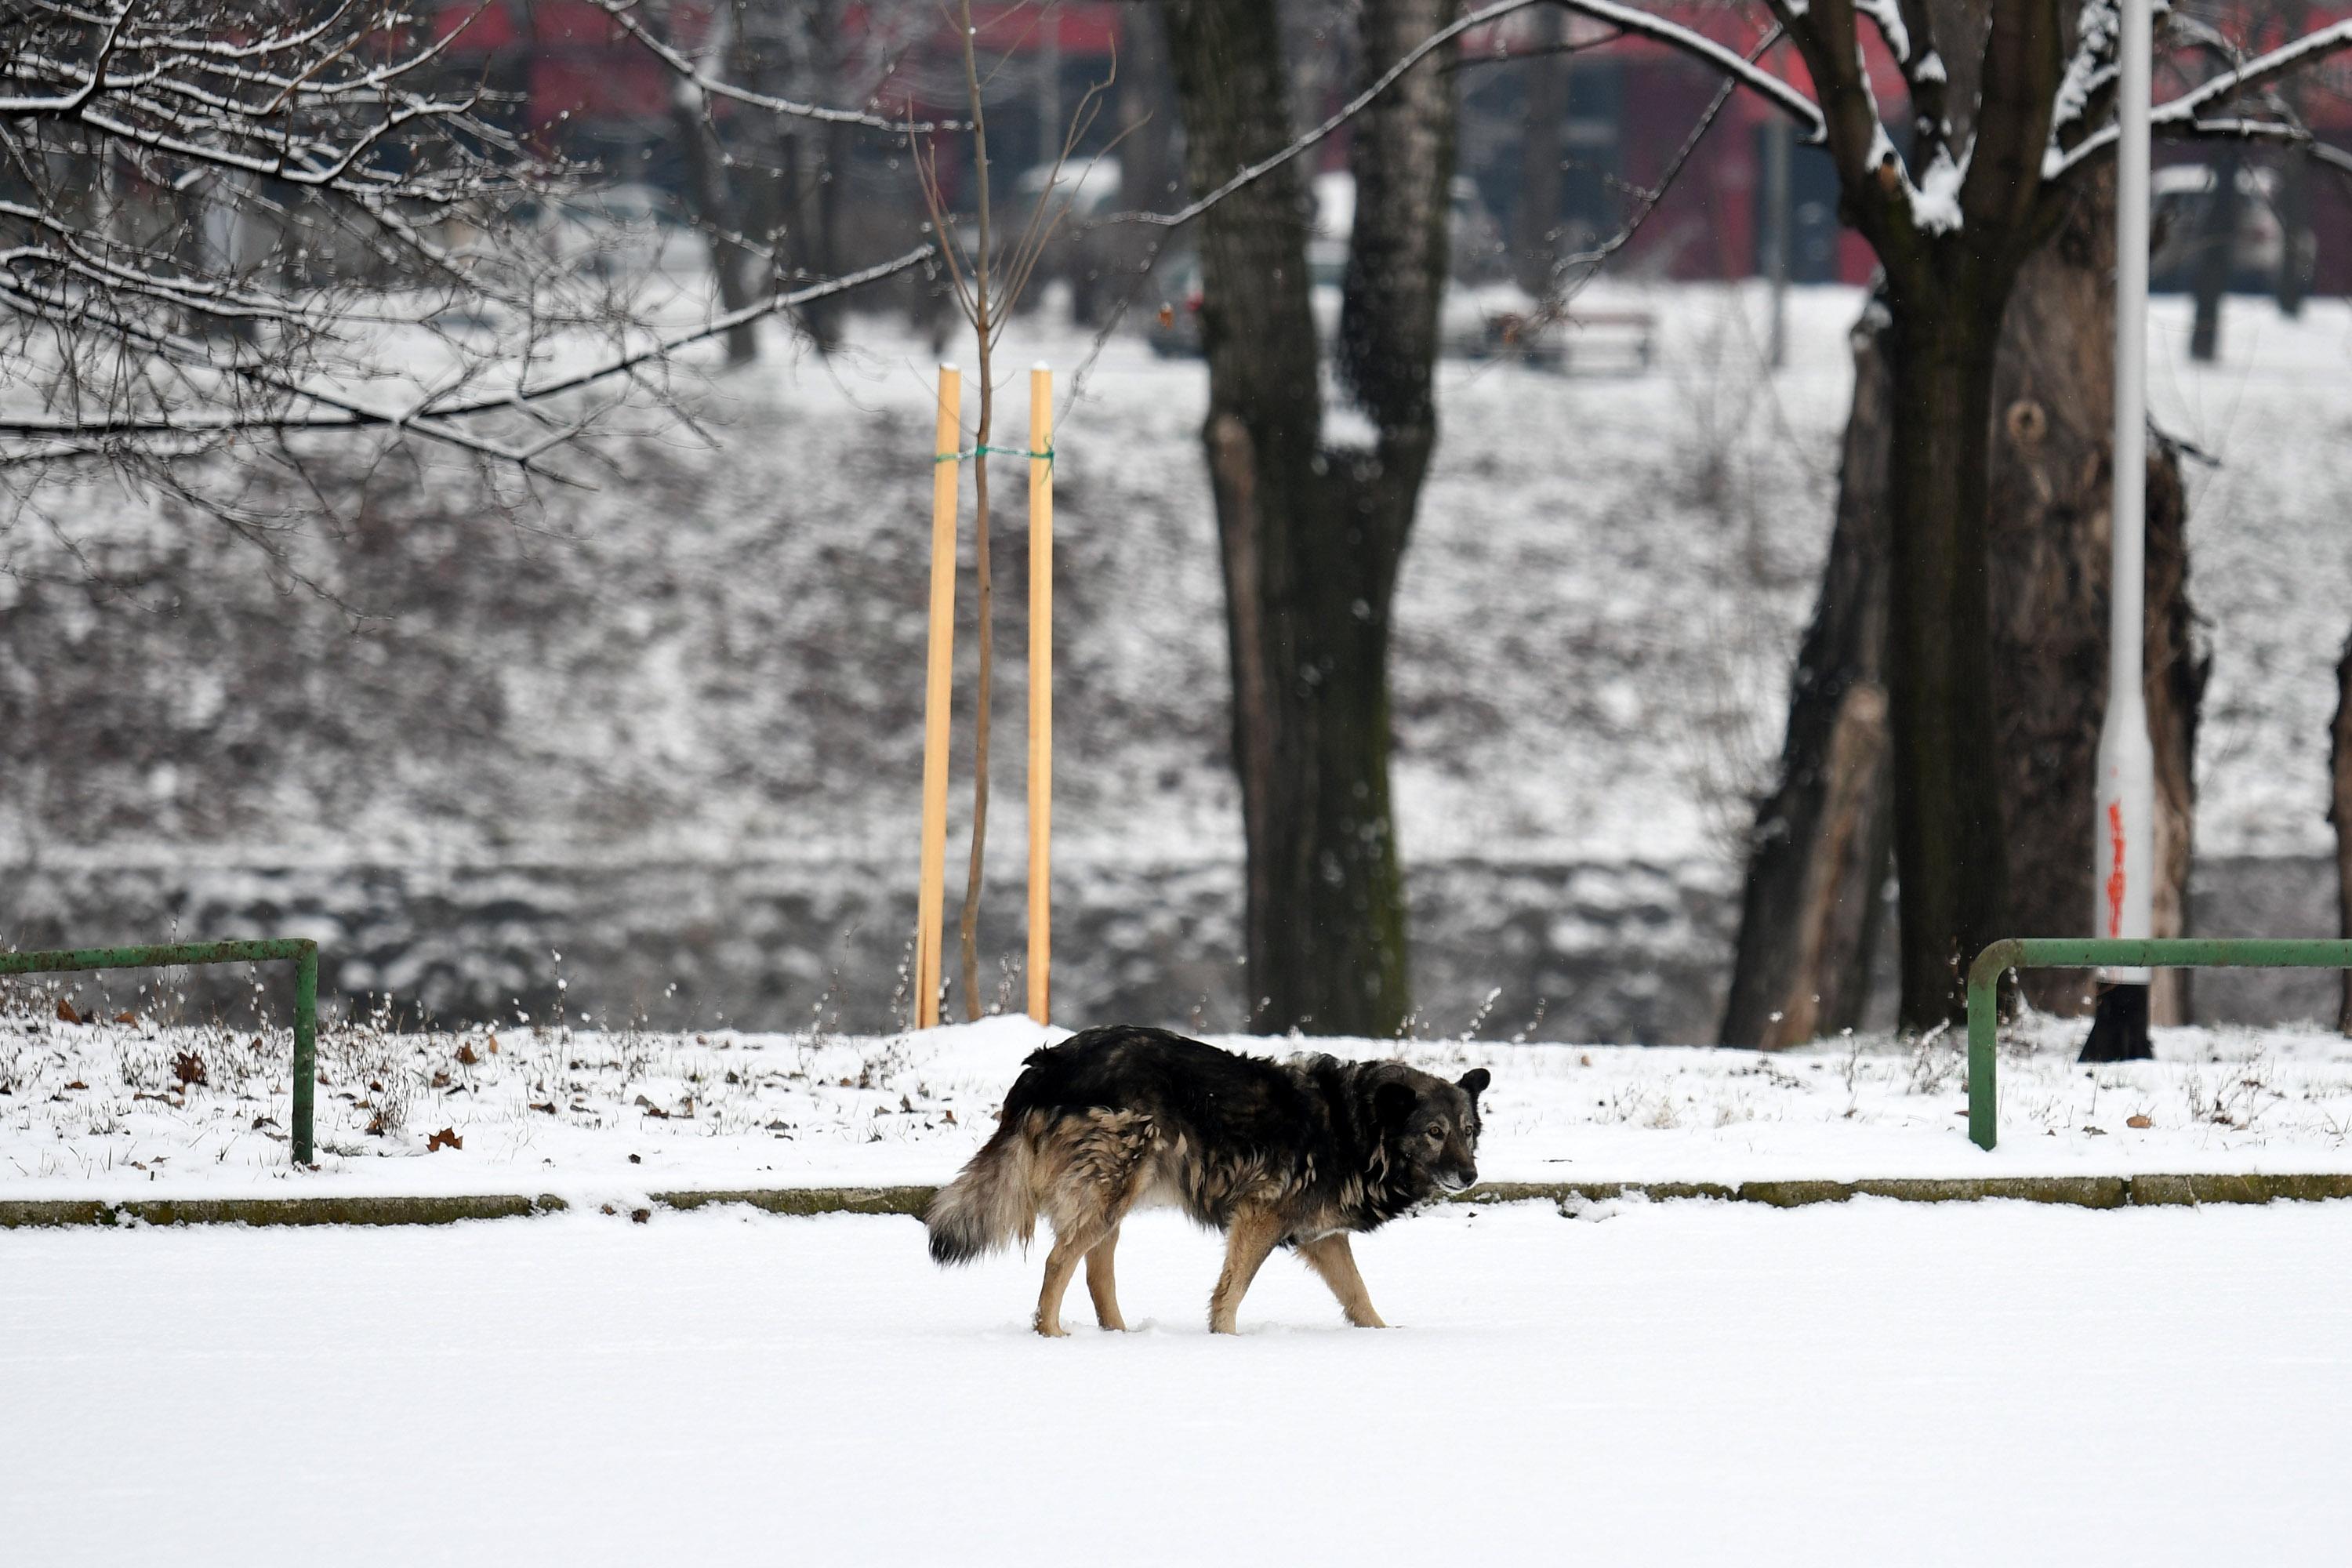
1372, 1065, 1490, 1197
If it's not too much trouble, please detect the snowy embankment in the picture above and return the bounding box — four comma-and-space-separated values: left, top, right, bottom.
7, 1004, 2352, 1203
9, 289, 2346, 1038
8, 1200, 2351, 1563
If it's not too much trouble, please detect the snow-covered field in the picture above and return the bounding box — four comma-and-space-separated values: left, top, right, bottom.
8, 1197, 2350, 1563
9, 1007, 2352, 1203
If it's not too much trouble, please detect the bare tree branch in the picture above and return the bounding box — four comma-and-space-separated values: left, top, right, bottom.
1115, 0, 1822, 235
2051, 19, 2352, 178
0, 1, 931, 503
582, 0, 964, 132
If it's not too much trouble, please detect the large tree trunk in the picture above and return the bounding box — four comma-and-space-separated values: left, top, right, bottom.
1881, 289, 2013, 1028
1990, 166, 2205, 1023
1720, 304, 1895, 1048
1160, 0, 1456, 1036
1724, 166, 2206, 1045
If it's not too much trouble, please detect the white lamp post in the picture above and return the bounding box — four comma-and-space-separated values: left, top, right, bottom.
2085, 0, 2157, 1059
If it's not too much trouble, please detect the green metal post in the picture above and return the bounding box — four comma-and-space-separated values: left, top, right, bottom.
0, 938, 321, 1166
294, 944, 318, 1165
1965, 940, 2019, 1151
1964, 937, 2352, 1152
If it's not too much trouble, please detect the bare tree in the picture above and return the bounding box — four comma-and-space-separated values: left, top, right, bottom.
1470, 0, 2350, 1028
910, 8, 1112, 1020
1714, 2, 2346, 1036
1151, 0, 1464, 1036
594, 0, 943, 360
0, 0, 933, 558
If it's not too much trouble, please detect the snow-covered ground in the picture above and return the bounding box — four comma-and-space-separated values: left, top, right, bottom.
8, 1008, 2352, 1203
8, 1197, 2350, 1563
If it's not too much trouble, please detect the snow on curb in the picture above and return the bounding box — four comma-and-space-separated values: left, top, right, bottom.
9, 1004, 2352, 1219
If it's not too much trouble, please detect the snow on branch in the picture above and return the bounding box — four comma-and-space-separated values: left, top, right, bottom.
1542, 0, 1824, 132
1855, 0, 1912, 67
2049, 0, 2122, 152
2156, 18, 2352, 123
2049, 17, 2352, 178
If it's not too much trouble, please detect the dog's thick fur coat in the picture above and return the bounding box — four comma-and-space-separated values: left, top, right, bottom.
926, 1025, 1489, 1334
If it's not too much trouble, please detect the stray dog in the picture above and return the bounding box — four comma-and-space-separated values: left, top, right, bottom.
926, 1025, 1489, 1335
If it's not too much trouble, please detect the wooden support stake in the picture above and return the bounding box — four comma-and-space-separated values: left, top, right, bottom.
1026, 365, 1054, 1025
916, 364, 961, 1029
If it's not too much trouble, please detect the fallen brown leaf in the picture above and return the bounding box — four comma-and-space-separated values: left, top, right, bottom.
455, 1043, 480, 1066
2126, 1113, 2153, 1129
630, 1207, 651, 1225
173, 1051, 208, 1088
113, 1011, 139, 1025
425, 1127, 462, 1152
64, 1080, 89, 1091
55, 998, 82, 1025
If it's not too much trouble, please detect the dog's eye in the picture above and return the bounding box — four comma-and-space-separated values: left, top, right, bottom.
1425, 1127, 1444, 1143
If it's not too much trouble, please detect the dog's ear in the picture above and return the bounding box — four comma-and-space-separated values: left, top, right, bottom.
1374, 1080, 1419, 1130
1457, 1068, 1490, 1100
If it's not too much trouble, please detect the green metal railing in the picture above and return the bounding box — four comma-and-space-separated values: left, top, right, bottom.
1966, 937, 2352, 1151
0, 940, 320, 1163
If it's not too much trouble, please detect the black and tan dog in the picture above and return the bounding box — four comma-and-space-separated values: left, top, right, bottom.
926, 1025, 1489, 1335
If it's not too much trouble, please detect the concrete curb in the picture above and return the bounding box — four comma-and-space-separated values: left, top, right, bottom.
8, 1173, 2352, 1229
0, 1192, 568, 1229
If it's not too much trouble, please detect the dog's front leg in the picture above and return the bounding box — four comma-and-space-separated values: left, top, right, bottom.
1207, 1208, 1282, 1334
1298, 1233, 1388, 1328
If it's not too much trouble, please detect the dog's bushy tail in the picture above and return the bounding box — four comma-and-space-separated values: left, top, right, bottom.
926, 1115, 1037, 1265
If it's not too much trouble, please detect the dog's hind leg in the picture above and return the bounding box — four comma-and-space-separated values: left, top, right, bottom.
1084, 1225, 1128, 1331
1034, 1228, 1094, 1338
1207, 1207, 1283, 1334
1298, 1234, 1388, 1328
